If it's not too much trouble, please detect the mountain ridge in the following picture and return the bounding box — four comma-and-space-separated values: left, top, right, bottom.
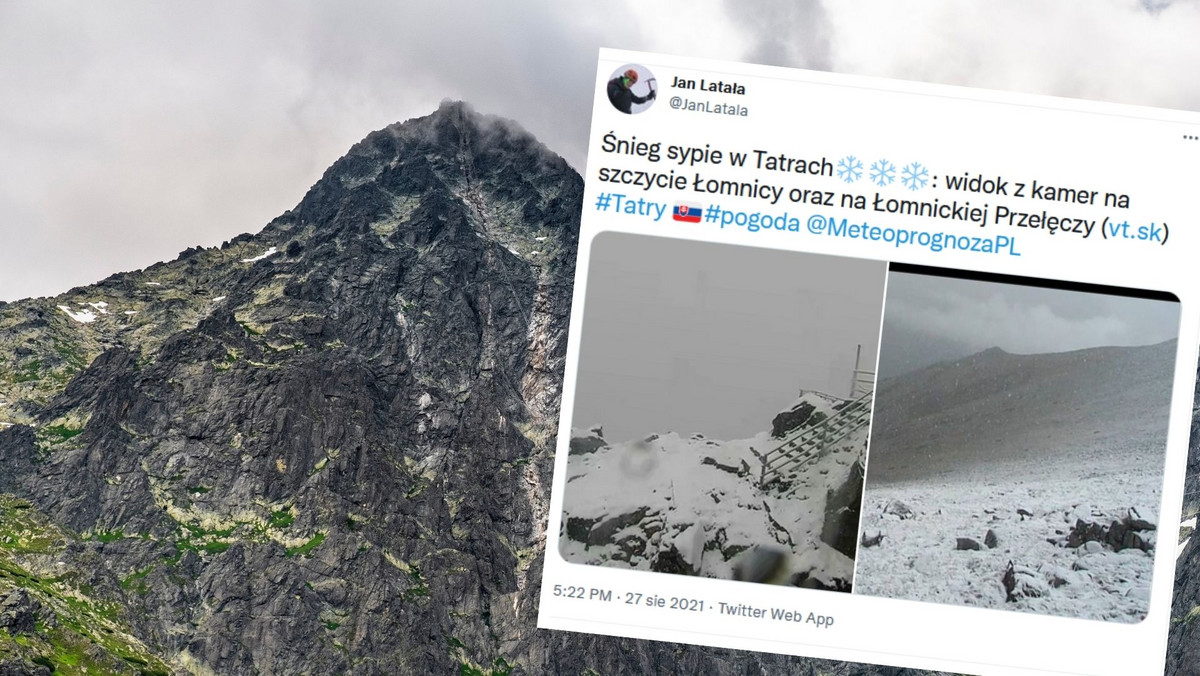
868, 339, 1176, 484
0, 100, 581, 674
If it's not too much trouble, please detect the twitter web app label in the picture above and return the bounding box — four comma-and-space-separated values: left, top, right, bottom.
538, 48, 1200, 675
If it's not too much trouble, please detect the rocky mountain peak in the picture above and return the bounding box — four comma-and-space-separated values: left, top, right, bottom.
0, 102, 584, 674
277, 100, 579, 252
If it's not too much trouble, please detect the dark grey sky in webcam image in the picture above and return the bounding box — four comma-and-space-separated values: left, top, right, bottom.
878, 272, 1180, 380
572, 234, 887, 442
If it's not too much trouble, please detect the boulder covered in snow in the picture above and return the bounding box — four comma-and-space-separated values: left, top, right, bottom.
883, 499, 915, 520
1063, 506, 1158, 553
569, 426, 608, 456
1003, 562, 1049, 601
1127, 506, 1156, 531
770, 390, 843, 439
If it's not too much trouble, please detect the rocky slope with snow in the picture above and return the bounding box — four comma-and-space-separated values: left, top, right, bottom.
859, 343, 1172, 622
561, 391, 866, 592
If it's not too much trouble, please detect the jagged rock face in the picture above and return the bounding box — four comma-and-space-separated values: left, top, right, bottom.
1170, 537, 1200, 675
1169, 373, 1200, 676
0, 103, 935, 675
1, 101, 579, 675
1185, 372, 1200, 517
821, 460, 864, 559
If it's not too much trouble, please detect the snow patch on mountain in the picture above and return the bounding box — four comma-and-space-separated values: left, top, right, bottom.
240, 246, 278, 263
57, 305, 97, 324
1180, 515, 1197, 559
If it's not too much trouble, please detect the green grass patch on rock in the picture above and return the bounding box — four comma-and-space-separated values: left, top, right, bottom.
402, 565, 430, 601
13, 359, 42, 383
41, 424, 83, 441
119, 565, 154, 595
0, 496, 65, 554
94, 530, 125, 544
285, 532, 325, 558
268, 509, 295, 529
0, 499, 174, 675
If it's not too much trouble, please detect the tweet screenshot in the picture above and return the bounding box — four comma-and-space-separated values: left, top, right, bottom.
538, 48, 1200, 675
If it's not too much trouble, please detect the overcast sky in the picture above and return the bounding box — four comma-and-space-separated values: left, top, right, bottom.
3, 1, 1200, 301
573, 234, 885, 442
877, 271, 1181, 379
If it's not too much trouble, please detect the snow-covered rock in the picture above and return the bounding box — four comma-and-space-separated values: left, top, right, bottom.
568, 426, 608, 456
561, 391, 868, 591
883, 499, 915, 520
770, 390, 842, 439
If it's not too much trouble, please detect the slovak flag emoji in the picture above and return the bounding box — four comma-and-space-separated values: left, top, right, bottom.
673, 202, 703, 223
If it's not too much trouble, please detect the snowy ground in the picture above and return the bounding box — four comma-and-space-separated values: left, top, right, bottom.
560, 395, 866, 590
856, 451, 1160, 623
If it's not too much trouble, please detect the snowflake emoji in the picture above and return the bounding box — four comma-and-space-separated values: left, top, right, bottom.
869, 159, 896, 187
901, 162, 929, 191
836, 156, 863, 183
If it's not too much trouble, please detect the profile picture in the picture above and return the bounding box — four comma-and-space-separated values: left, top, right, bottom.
606, 63, 657, 114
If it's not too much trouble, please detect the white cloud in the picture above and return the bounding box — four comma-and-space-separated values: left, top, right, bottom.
824, 0, 1200, 110
1, 1, 1198, 302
